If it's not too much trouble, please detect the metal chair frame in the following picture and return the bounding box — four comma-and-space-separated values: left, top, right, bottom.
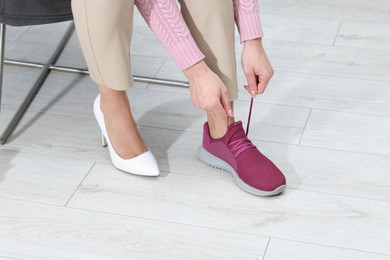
0, 21, 189, 144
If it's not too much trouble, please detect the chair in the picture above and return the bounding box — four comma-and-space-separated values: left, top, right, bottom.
0, 0, 188, 144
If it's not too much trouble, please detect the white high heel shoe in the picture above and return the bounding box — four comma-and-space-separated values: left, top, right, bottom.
93, 95, 160, 176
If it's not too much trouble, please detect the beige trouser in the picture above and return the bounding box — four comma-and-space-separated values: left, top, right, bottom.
71, 0, 238, 100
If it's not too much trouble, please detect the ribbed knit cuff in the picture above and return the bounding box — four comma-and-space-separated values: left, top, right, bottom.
168, 36, 206, 71
238, 10, 264, 43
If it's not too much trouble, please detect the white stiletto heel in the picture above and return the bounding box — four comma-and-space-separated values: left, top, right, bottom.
102, 134, 107, 147
93, 95, 160, 176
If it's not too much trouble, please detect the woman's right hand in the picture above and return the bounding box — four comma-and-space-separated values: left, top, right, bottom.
183, 61, 234, 118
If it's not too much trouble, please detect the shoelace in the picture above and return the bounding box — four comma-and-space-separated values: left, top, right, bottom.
225, 96, 256, 158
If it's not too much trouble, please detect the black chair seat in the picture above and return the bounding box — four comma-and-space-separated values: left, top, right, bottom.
0, 0, 73, 26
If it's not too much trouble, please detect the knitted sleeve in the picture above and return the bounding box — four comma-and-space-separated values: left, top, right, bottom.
135, 0, 205, 71
233, 0, 264, 43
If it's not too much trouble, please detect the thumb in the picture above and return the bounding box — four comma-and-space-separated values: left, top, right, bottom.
257, 75, 270, 94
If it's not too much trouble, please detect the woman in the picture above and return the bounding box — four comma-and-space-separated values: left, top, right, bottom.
71, 0, 286, 196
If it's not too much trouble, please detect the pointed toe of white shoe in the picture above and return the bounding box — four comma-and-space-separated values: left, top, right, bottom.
93, 95, 160, 176
113, 150, 160, 176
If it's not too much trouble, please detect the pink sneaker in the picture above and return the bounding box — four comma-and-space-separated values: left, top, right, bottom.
197, 100, 286, 196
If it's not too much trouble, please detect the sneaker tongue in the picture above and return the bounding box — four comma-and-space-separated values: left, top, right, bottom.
226, 121, 246, 144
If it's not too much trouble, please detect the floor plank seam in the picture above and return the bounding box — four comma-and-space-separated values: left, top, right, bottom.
2, 119, 390, 163
2, 192, 389, 257
275, 68, 390, 83
131, 53, 170, 61
159, 169, 231, 181
137, 124, 390, 158
333, 43, 390, 52
272, 237, 390, 257
332, 19, 343, 46
285, 187, 390, 204
261, 11, 355, 21
2, 151, 387, 205
267, 38, 390, 54
138, 88, 315, 111
4, 71, 390, 119
65, 188, 390, 238
0, 195, 67, 208
297, 142, 390, 158
66, 186, 390, 220
64, 162, 96, 207
251, 101, 390, 119
66, 202, 390, 257
61, 205, 270, 240
12, 26, 31, 43
4, 121, 390, 160
298, 107, 312, 145
341, 19, 390, 25
261, 237, 271, 260
0, 254, 22, 260
2, 107, 96, 121
151, 58, 168, 78
0, 147, 98, 165
308, 107, 390, 118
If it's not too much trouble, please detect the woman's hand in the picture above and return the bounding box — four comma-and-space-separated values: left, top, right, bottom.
241, 38, 274, 98
184, 60, 234, 118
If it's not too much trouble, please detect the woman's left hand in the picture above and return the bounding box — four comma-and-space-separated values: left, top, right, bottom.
241, 38, 274, 98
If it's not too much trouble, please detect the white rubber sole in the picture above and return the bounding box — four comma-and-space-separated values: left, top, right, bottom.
197, 146, 286, 196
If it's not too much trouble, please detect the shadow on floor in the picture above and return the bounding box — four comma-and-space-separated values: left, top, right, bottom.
5, 74, 83, 142
136, 93, 203, 176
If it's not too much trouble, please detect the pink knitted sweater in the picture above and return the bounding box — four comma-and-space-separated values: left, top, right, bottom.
135, 0, 263, 70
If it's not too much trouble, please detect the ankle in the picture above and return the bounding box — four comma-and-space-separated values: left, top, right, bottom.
206, 101, 235, 139
99, 83, 127, 100
98, 86, 130, 112
207, 114, 234, 139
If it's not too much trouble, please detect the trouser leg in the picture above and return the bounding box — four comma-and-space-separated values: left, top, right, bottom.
71, 0, 135, 90
179, 0, 238, 101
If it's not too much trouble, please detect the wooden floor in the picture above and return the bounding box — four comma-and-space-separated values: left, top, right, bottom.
1, 0, 390, 259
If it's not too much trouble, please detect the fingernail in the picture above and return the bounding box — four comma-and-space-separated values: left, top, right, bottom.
228, 109, 234, 117
251, 90, 256, 98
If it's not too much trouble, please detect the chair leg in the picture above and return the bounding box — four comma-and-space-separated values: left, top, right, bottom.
0, 23, 6, 117
0, 23, 75, 144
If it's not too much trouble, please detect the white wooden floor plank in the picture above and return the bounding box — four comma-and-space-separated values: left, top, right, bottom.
5, 26, 29, 42
3, 104, 389, 203
263, 239, 390, 260
237, 70, 390, 117
1, 86, 309, 166
0, 149, 93, 206
264, 41, 390, 82
1, 110, 110, 164
153, 56, 390, 118
0, 198, 268, 259
335, 20, 390, 51
261, 13, 341, 45
261, 0, 390, 23
128, 88, 310, 145
67, 163, 390, 255
257, 141, 390, 202
301, 109, 390, 156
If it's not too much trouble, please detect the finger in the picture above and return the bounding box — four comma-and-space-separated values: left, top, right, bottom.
220, 88, 234, 117
244, 85, 256, 99
244, 70, 258, 98
257, 75, 271, 94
